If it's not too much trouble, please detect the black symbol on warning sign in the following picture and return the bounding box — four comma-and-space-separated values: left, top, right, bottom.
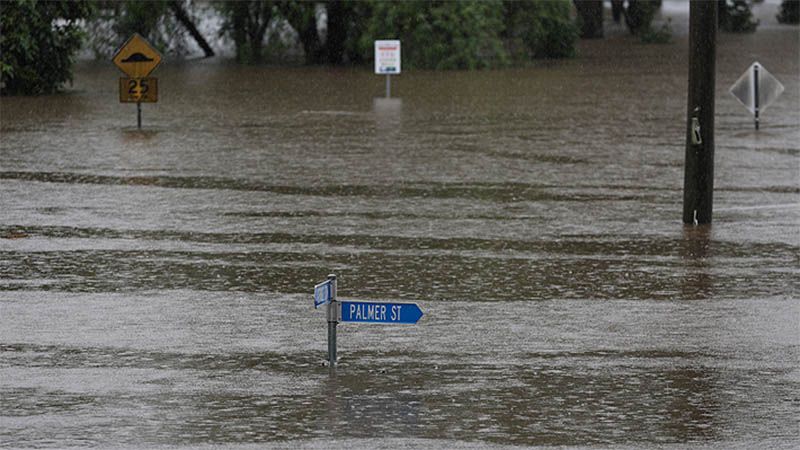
121, 53, 154, 63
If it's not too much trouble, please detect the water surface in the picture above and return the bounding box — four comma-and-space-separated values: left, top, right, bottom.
1, 7, 798, 448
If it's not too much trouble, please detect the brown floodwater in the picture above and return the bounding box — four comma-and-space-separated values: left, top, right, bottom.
1, 4, 798, 449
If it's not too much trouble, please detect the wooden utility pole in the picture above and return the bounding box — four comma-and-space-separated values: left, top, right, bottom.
683, 0, 717, 225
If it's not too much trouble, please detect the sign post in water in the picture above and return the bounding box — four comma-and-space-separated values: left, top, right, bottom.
113, 33, 162, 129
729, 62, 784, 130
312, 274, 423, 367
315, 275, 338, 365
375, 40, 401, 98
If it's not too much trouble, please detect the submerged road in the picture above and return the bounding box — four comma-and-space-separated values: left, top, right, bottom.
1, 4, 798, 448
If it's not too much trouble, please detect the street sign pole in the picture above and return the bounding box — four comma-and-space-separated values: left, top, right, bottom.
326, 274, 338, 366
386, 75, 391, 98
113, 34, 162, 129
313, 274, 423, 364
729, 62, 784, 131
753, 63, 760, 130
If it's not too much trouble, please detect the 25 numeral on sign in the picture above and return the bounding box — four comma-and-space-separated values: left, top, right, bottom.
119, 77, 158, 103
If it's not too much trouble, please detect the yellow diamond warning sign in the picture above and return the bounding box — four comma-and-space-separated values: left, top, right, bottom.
113, 34, 162, 78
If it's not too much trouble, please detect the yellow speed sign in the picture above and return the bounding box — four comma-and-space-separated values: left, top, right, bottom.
119, 78, 158, 103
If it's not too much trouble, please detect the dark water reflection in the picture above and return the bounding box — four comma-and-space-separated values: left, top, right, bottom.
1, 5, 799, 447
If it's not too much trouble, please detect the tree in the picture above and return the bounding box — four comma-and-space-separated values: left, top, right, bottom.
363, 1, 509, 70
217, 0, 276, 64
216, 0, 577, 68
169, 1, 214, 57
325, 1, 348, 63
276, 1, 322, 64
1, 0, 94, 95
718, 0, 758, 33
624, 0, 661, 36
85, 1, 214, 59
111, 0, 171, 41
574, 0, 603, 39
571, 0, 670, 42
611, 0, 624, 23
777, 0, 800, 24
322, 1, 369, 64
277, 1, 370, 65
503, 0, 578, 59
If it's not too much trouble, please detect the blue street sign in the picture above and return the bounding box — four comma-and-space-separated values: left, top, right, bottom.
340, 301, 423, 324
314, 280, 333, 308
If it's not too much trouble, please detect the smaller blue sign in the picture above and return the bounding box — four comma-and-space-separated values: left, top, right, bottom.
314, 280, 333, 308
340, 301, 423, 324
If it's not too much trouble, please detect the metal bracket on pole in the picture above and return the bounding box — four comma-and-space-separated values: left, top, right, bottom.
691, 114, 702, 146
326, 274, 338, 366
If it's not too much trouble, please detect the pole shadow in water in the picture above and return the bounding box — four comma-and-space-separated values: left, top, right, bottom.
320, 360, 422, 440
680, 224, 714, 300
372, 98, 403, 134
119, 128, 161, 141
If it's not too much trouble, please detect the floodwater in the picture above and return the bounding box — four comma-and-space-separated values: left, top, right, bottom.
1, 7, 798, 450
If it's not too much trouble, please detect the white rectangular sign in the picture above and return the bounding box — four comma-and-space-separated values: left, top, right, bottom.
374, 40, 401, 75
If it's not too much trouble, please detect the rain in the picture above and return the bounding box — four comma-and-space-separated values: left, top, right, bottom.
1, 1, 798, 448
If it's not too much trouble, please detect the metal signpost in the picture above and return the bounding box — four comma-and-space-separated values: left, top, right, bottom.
313, 274, 423, 367
113, 33, 162, 129
374, 40, 401, 98
315, 275, 338, 366
729, 62, 784, 130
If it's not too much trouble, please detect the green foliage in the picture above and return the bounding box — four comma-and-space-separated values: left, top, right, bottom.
619, 0, 672, 44
719, 0, 759, 33
112, 0, 171, 41
504, 0, 578, 59
573, 0, 604, 39
624, 0, 661, 36
360, 0, 508, 70
324, 1, 369, 64
1, 0, 93, 95
275, 1, 320, 64
85, 1, 193, 59
84, 0, 578, 69
639, 18, 672, 44
217, 1, 276, 64
777, 0, 799, 24
357, 0, 576, 70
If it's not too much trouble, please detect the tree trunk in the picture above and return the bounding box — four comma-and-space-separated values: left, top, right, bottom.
230, 2, 249, 63
169, 1, 214, 57
574, 0, 604, 39
278, 2, 323, 64
325, 1, 348, 64
299, 26, 322, 64
611, 0, 624, 23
